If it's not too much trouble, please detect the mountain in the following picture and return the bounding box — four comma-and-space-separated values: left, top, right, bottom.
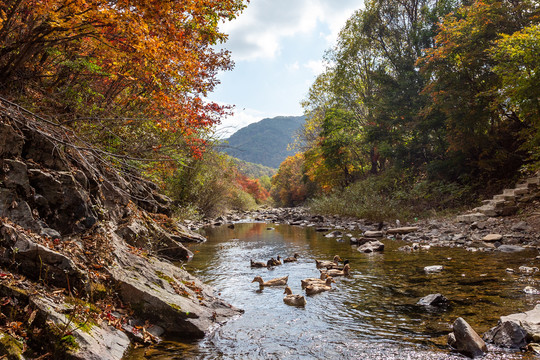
223, 115, 305, 168
231, 158, 276, 178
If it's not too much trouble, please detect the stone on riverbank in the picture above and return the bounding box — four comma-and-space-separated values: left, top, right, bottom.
482, 234, 503, 242
363, 230, 383, 238
484, 304, 540, 349
387, 226, 419, 234
451, 317, 488, 358
357, 240, 384, 253
417, 293, 448, 307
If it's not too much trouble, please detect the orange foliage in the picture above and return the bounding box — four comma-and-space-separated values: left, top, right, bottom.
271, 154, 308, 206
0, 0, 247, 136
235, 172, 270, 202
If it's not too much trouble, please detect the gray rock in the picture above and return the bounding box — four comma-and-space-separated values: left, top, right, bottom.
511, 221, 531, 232
456, 213, 488, 223
483, 319, 527, 349
357, 240, 384, 253
452, 317, 488, 358
484, 304, 540, 349
448, 331, 457, 348
523, 286, 540, 295
325, 230, 342, 238
496, 245, 526, 253
32, 296, 130, 360
109, 232, 242, 338
417, 293, 448, 306
424, 265, 444, 273
364, 230, 383, 238
386, 226, 419, 234
519, 266, 538, 275
0, 224, 86, 289
3, 159, 31, 196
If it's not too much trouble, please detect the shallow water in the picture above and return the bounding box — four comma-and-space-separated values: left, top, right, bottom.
128, 222, 540, 359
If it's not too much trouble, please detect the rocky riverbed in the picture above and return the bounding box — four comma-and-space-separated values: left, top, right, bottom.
185, 205, 540, 252
183, 204, 540, 358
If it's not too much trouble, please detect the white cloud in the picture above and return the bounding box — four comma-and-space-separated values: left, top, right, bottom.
221, 0, 361, 61
286, 61, 300, 72
303, 59, 328, 76
213, 106, 267, 138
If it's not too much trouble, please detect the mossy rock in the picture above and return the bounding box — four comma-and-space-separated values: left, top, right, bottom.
0, 332, 25, 360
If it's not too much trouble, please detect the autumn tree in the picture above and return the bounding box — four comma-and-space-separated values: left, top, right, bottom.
418, 0, 537, 178
0, 0, 248, 160
271, 154, 311, 207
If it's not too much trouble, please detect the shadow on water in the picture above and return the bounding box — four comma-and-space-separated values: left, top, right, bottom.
126, 223, 540, 359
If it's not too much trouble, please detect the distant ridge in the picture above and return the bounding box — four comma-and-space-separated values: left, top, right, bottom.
223, 115, 305, 168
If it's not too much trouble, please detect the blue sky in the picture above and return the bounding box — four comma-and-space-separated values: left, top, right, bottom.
209, 0, 362, 137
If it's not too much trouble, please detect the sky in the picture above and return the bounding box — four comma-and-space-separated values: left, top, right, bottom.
209, 0, 362, 137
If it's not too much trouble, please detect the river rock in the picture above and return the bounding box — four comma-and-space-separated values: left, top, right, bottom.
496, 245, 526, 252
482, 234, 503, 242
417, 293, 448, 306
325, 230, 342, 238
451, 317, 488, 358
523, 286, 540, 294
519, 266, 538, 275
364, 230, 383, 238
357, 240, 384, 253
386, 226, 419, 235
485, 304, 540, 350
424, 265, 444, 273
511, 221, 531, 232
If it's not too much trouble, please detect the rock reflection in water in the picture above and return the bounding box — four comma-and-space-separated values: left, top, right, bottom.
125, 222, 539, 359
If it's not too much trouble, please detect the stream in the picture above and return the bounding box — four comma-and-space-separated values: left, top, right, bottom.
128, 222, 540, 359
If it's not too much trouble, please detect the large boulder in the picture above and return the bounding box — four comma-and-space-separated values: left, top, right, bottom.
108, 232, 242, 338
357, 240, 384, 253
0, 223, 87, 290
451, 317, 488, 358
484, 304, 540, 349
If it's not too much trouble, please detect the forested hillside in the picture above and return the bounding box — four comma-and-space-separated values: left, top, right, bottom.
271, 0, 539, 218
223, 115, 305, 168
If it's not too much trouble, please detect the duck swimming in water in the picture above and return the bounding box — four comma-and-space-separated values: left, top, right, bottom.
315, 255, 342, 269
305, 280, 333, 295
267, 255, 282, 267
320, 263, 350, 277
283, 286, 306, 307
250, 259, 267, 268
301, 276, 334, 289
283, 253, 299, 263
251, 275, 288, 288
325, 259, 350, 270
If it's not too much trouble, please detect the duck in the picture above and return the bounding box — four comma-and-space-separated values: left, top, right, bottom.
283, 253, 299, 263
305, 281, 333, 295
315, 255, 342, 269
325, 259, 350, 270
251, 275, 288, 288
267, 255, 282, 267
301, 276, 334, 289
320, 263, 351, 277
283, 286, 306, 307
250, 259, 267, 268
